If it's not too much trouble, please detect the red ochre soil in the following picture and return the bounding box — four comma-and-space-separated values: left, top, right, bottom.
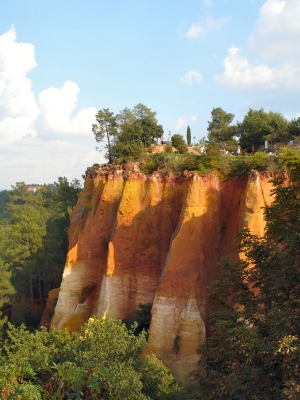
50, 162, 274, 380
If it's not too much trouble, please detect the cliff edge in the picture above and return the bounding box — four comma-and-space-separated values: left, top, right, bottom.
51, 163, 274, 380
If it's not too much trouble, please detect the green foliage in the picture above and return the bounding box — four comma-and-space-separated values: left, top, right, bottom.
165, 144, 173, 153
190, 176, 300, 399
238, 108, 289, 151
92, 108, 118, 163
0, 317, 181, 399
277, 146, 300, 180
176, 144, 188, 154
0, 178, 81, 329
0, 190, 10, 220
95, 104, 163, 162
288, 116, 300, 138
171, 134, 185, 149
186, 126, 191, 146
207, 107, 237, 146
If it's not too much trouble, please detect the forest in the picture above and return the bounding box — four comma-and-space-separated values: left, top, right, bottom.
0, 105, 300, 398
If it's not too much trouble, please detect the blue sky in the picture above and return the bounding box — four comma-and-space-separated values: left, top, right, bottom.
0, 0, 299, 189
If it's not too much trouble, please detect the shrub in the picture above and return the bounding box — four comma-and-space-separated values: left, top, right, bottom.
171, 134, 185, 149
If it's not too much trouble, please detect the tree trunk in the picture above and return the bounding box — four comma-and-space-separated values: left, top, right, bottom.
29, 271, 34, 316
37, 263, 44, 312
106, 130, 112, 163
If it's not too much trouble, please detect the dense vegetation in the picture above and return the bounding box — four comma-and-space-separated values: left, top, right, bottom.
92, 104, 163, 163
0, 317, 182, 399
0, 178, 81, 329
188, 151, 300, 399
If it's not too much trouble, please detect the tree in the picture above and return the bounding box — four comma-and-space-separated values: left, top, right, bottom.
3, 183, 48, 318
116, 107, 136, 125
238, 108, 289, 151
190, 151, 300, 399
111, 122, 144, 161
288, 116, 300, 138
0, 252, 15, 332
0, 190, 10, 220
187, 126, 191, 146
171, 134, 185, 148
139, 117, 163, 147
92, 108, 118, 163
207, 107, 237, 147
171, 134, 188, 154
133, 103, 157, 123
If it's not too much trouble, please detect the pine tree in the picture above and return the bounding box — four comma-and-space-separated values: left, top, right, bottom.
4, 183, 48, 318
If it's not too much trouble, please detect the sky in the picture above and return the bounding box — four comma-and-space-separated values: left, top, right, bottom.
0, 0, 299, 189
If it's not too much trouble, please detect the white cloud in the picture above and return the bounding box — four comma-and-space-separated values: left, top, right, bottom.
174, 116, 188, 131
0, 138, 101, 189
184, 17, 227, 39
215, 46, 300, 89
174, 115, 198, 131
37, 81, 97, 137
248, 0, 300, 61
185, 24, 204, 39
180, 70, 202, 85
0, 26, 39, 143
0, 27, 100, 188
203, 0, 212, 6
216, 0, 300, 90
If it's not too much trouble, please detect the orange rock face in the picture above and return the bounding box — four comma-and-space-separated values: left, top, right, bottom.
51, 164, 274, 380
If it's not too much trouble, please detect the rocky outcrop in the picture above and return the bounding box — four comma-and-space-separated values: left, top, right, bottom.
51, 163, 274, 380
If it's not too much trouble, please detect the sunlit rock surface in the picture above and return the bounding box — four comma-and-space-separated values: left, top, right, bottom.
51, 163, 274, 380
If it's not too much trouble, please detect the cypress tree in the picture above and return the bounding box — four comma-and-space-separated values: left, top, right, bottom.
187, 125, 191, 146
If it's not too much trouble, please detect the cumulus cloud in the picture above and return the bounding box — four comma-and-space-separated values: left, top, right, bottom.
184, 17, 227, 39
0, 26, 39, 143
216, 0, 300, 90
37, 81, 97, 138
0, 27, 100, 188
174, 115, 198, 131
180, 70, 202, 84
215, 46, 300, 89
174, 116, 187, 131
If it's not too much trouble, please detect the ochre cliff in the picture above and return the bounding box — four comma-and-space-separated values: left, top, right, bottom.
51, 163, 274, 380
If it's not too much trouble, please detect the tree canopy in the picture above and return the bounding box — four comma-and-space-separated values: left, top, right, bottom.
238, 108, 289, 151
207, 107, 237, 148
0, 178, 81, 328
0, 317, 181, 399
92, 108, 118, 163
93, 104, 163, 162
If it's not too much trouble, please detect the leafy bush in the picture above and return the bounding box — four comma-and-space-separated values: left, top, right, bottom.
139, 148, 300, 179
171, 134, 185, 149
0, 317, 182, 399
277, 146, 300, 180
177, 144, 188, 154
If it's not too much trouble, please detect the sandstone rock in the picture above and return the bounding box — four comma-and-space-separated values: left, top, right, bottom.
51, 164, 274, 379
